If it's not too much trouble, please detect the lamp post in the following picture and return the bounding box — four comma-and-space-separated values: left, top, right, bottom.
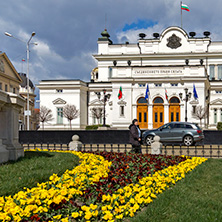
5, 31, 37, 130
179, 88, 192, 122
95, 89, 111, 126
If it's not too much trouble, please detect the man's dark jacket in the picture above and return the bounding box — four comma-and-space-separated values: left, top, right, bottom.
129, 124, 141, 146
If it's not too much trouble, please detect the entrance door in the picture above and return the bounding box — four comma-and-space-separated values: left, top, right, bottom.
137, 97, 148, 129
169, 97, 180, 122
153, 97, 164, 128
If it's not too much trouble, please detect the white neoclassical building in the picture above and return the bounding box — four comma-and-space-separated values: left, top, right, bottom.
38, 26, 222, 130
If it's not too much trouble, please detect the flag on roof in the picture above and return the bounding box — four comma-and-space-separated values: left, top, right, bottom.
118, 86, 123, 99
145, 84, 150, 100
165, 88, 169, 102
181, 3, 190, 11
193, 84, 198, 100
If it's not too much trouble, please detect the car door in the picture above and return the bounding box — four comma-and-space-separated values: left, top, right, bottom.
169, 123, 185, 141
156, 123, 174, 142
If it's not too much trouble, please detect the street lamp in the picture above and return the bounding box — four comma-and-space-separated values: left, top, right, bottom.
5, 31, 37, 130
179, 88, 192, 122
95, 89, 111, 126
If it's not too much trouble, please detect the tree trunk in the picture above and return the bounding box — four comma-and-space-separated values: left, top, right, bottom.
69, 120, 72, 130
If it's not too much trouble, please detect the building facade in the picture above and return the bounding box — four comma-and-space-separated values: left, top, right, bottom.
38, 26, 222, 130
0, 52, 25, 163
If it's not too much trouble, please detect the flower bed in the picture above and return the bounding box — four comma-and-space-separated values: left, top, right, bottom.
0, 150, 207, 222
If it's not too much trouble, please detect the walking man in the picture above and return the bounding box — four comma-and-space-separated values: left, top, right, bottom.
129, 119, 142, 153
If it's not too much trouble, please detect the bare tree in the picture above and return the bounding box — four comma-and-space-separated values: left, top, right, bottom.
63, 104, 79, 129
91, 107, 103, 125
39, 106, 53, 130
193, 105, 208, 127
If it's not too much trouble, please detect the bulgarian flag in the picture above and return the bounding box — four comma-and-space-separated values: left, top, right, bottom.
118, 86, 123, 99
181, 3, 190, 11
165, 88, 169, 102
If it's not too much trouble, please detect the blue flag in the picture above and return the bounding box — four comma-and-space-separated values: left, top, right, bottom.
145, 84, 149, 100
193, 84, 198, 100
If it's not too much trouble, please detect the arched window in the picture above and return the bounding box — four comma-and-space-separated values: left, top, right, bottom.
153, 97, 164, 104
137, 97, 147, 104
169, 97, 180, 103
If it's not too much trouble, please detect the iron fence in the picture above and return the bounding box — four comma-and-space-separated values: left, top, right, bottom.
21, 142, 222, 159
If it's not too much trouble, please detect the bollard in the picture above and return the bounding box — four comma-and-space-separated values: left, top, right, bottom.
151, 135, 162, 155
69, 135, 82, 151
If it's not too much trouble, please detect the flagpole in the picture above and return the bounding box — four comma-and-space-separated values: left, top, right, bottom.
181, 1, 183, 28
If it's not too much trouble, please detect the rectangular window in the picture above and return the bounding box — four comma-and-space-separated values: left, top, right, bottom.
0, 82, 2, 90
176, 112, 179, 121
139, 113, 142, 122
5, 84, 8, 92
160, 112, 163, 122
144, 112, 147, 122
192, 106, 196, 114
171, 112, 174, 122
57, 107, 63, 124
214, 109, 217, 124
13, 88, 16, 94
120, 106, 124, 116
93, 117, 96, 125
218, 65, 222, 80
109, 67, 112, 78
155, 112, 158, 122
209, 65, 215, 80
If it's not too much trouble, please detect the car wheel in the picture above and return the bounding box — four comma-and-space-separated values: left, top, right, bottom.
183, 135, 194, 146
145, 135, 154, 146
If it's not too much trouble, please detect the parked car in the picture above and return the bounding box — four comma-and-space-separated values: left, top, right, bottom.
142, 122, 204, 146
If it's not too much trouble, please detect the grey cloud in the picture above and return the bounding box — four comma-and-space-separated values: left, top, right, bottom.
0, 0, 222, 85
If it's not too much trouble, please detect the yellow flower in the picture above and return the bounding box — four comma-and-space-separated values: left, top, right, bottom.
85, 211, 93, 220
61, 217, 69, 222
53, 214, 62, 220
71, 212, 79, 218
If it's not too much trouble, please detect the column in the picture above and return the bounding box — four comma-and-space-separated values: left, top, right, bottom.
164, 104, 169, 123
148, 104, 153, 129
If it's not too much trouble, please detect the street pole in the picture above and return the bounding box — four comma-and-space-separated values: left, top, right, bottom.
185, 95, 188, 122
5, 31, 36, 130
103, 90, 106, 126
26, 42, 30, 130
26, 32, 35, 130
179, 88, 191, 122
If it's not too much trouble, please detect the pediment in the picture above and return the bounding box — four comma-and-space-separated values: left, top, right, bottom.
0, 53, 22, 83
53, 98, 67, 105
190, 100, 199, 105
88, 99, 103, 106
210, 98, 222, 105
117, 100, 127, 106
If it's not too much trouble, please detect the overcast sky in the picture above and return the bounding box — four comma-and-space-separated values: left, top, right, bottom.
1, 0, 222, 88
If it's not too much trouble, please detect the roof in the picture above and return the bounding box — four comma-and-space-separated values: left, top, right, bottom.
19, 73, 35, 88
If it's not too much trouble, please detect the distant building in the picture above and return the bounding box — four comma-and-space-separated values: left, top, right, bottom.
18, 73, 37, 130
38, 26, 222, 130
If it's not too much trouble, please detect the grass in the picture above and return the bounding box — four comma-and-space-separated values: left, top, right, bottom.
129, 158, 222, 222
0, 151, 79, 196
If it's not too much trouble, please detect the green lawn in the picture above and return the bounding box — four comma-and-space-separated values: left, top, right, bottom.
130, 158, 222, 222
0, 151, 79, 196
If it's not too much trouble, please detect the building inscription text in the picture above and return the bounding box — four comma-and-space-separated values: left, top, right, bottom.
133, 68, 183, 75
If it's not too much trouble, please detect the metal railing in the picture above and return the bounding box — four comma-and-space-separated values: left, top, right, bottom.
21, 142, 222, 159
